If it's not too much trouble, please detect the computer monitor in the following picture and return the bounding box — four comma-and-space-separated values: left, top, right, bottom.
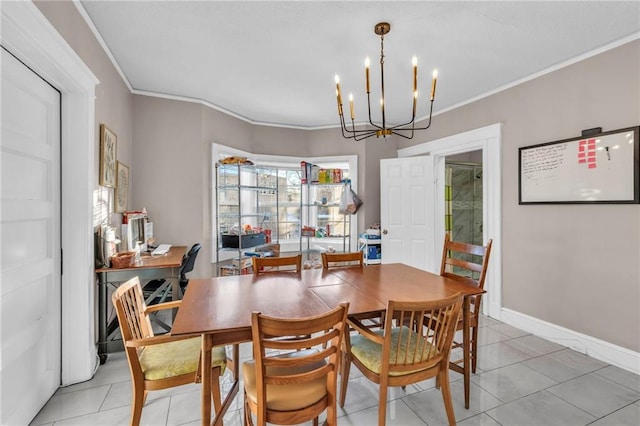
122, 216, 153, 251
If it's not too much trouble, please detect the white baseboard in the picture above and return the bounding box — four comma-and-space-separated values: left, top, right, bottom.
500, 308, 640, 375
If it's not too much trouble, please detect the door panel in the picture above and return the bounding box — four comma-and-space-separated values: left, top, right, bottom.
1, 49, 61, 425
380, 156, 435, 271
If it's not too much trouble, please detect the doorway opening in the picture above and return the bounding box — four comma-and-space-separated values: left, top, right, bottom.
445, 152, 483, 248
397, 123, 502, 319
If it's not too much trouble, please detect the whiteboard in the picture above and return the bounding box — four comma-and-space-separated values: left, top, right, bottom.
519, 126, 639, 204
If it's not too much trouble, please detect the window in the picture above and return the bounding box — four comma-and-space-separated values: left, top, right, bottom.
211, 143, 357, 262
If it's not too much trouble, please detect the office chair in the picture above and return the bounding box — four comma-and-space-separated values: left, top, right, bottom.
144, 243, 201, 303
178, 243, 201, 295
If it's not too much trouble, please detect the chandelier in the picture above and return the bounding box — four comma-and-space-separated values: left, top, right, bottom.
335, 22, 438, 141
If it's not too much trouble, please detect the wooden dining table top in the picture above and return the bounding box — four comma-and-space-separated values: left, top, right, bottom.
171, 263, 484, 340
172, 263, 487, 424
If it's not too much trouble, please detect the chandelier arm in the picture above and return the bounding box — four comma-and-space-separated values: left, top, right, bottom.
366, 93, 383, 130
354, 130, 379, 141
390, 130, 416, 140
339, 111, 381, 139
404, 100, 435, 131
388, 117, 417, 131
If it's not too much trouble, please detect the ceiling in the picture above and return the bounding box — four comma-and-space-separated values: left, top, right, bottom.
78, 1, 640, 130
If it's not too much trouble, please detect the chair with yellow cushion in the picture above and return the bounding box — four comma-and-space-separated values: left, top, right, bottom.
339, 294, 463, 426
112, 276, 232, 426
242, 302, 349, 426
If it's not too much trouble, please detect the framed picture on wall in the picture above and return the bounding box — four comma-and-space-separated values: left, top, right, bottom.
99, 124, 117, 187
115, 161, 129, 213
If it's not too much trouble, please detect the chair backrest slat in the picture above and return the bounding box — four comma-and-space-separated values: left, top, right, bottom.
440, 234, 492, 290
250, 302, 349, 422
252, 254, 302, 275
113, 277, 154, 343
321, 252, 363, 269
383, 295, 462, 374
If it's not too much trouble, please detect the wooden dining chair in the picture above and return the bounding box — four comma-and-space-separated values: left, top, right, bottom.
439, 233, 493, 373
112, 276, 233, 426
242, 302, 349, 426
321, 251, 364, 269
340, 294, 463, 426
252, 254, 302, 275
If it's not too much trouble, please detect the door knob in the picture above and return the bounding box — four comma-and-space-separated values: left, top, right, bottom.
382, 229, 388, 235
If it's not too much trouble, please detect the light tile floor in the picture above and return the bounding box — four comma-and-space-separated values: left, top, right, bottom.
31, 316, 640, 425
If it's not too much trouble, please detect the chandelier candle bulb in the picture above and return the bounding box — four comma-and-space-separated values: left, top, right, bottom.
431, 69, 438, 101
349, 93, 355, 120
365, 57, 370, 93
413, 90, 418, 116
412, 56, 418, 92
335, 74, 342, 105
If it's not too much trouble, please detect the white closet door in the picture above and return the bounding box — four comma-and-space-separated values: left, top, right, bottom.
1, 49, 61, 425
380, 156, 436, 271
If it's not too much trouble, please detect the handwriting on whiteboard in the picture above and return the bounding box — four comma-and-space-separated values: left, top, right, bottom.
521, 143, 568, 181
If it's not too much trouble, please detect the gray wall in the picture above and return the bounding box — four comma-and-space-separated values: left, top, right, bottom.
36, 2, 639, 352
35, 0, 134, 205
131, 96, 391, 278
399, 40, 640, 352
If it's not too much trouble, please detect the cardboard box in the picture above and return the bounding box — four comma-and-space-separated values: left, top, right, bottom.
232, 257, 252, 269
219, 265, 251, 276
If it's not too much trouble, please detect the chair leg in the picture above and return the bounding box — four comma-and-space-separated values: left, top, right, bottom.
243, 390, 254, 426
378, 383, 388, 426
130, 384, 145, 426
339, 352, 351, 407
471, 325, 479, 373
438, 369, 457, 426
211, 369, 222, 416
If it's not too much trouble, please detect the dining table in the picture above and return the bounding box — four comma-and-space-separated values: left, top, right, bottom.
171, 263, 485, 426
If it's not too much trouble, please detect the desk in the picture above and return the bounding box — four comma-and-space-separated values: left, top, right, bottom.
96, 245, 186, 363
171, 263, 483, 425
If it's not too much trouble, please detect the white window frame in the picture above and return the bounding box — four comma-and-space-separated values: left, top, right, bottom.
211, 143, 358, 263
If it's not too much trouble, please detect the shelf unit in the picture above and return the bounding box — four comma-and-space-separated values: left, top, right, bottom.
301, 182, 351, 260
359, 237, 382, 265
215, 163, 299, 275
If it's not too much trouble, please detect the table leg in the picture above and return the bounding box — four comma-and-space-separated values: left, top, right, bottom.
201, 334, 212, 426
211, 344, 240, 426
463, 296, 471, 409
98, 273, 108, 364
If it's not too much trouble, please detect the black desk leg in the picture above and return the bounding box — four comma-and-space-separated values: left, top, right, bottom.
98, 273, 108, 364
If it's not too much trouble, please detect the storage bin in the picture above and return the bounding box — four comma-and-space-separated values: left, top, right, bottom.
221, 233, 266, 248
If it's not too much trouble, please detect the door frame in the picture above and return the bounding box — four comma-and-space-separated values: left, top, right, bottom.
398, 123, 502, 319
2, 1, 99, 384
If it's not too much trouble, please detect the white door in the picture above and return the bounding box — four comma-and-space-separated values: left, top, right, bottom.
380, 156, 436, 271
1, 49, 62, 425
